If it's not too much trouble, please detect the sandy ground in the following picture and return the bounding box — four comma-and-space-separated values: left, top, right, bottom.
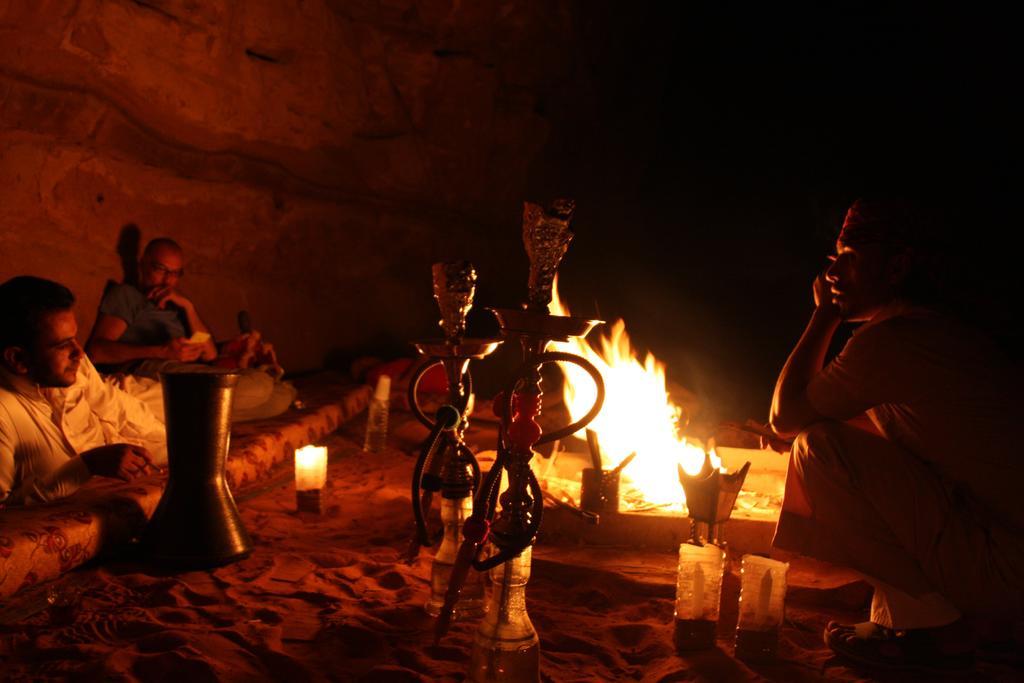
0, 412, 1020, 682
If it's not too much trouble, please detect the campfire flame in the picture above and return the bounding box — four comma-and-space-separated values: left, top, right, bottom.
548, 277, 720, 512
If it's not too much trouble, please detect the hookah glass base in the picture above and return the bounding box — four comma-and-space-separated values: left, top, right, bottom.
425, 496, 486, 619
425, 561, 486, 619
469, 641, 540, 683
468, 546, 539, 683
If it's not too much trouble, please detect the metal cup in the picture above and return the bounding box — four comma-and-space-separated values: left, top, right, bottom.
142, 368, 252, 568
580, 467, 620, 514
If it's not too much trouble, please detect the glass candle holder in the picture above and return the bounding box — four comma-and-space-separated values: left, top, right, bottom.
674, 542, 726, 651
295, 445, 328, 514
734, 554, 789, 661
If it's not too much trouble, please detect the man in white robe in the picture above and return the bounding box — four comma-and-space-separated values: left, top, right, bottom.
1, 276, 165, 506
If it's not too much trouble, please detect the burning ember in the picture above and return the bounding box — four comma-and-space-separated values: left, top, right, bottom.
546, 277, 721, 513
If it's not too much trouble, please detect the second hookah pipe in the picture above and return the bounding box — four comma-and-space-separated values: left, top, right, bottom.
435, 199, 606, 642
407, 263, 502, 560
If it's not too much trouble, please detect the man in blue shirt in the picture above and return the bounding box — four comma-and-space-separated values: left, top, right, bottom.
86, 238, 294, 422
87, 238, 215, 373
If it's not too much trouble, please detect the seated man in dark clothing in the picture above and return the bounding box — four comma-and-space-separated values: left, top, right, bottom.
86, 238, 294, 422
769, 199, 1022, 673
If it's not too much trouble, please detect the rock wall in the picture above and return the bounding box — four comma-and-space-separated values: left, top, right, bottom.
0, 0, 578, 371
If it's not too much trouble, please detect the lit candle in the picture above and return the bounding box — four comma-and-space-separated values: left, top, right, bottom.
295, 445, 328, 490
294, 445, 327, 513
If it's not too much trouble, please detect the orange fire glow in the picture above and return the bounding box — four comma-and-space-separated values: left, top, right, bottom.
547, 277, 720, 512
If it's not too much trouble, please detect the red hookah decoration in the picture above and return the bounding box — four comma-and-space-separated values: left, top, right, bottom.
507, 391, 543, 455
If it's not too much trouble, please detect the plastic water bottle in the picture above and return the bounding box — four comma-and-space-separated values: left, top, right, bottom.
363, 375, 391, 452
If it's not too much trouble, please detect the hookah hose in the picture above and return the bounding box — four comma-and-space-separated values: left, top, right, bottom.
410, 404, 461, 547
406, 356, 472, 550
407, 358, 472, 429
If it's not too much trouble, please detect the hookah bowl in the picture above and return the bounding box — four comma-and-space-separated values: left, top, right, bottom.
408, 261, 503, 620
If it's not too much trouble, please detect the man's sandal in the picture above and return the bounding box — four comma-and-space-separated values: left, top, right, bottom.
824, 621, 974, 677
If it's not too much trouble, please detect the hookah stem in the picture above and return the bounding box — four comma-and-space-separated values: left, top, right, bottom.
474, 468, 544, 571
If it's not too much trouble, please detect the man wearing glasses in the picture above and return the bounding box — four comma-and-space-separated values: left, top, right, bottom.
86, 238, 294, 421
87, 238, 216, 371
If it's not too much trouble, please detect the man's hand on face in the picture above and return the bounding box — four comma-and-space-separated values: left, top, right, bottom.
148, 286, 192, 311
813, 267, 841, 320
80, 443, 159, 481
163, 337, 205, 362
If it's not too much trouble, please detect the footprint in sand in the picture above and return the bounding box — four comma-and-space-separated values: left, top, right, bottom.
318, 622, 387, 659
353, 562, 385, 578
178, 587, 222, 607
569, 588, 613, 611
134, 630, 190, 653
609, 622, 655, 648
154, 607, 193, 624
365, 604, 431, 634
253, 607, 283, 625
375, 570, 407, 590
308, 551, 359, 569
134, 579, 187, 608
542, 633, 617, 668
360, 664, 429, 682
132, 651, 219, 683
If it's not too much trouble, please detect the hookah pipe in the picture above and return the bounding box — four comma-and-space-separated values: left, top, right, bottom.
434, 199, 606, 642
434, 343, 606, 641
433, 319, 606, 642
406, 262, 502, 560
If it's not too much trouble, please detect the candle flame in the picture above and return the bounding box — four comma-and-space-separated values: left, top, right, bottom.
295, 444, 328, 490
